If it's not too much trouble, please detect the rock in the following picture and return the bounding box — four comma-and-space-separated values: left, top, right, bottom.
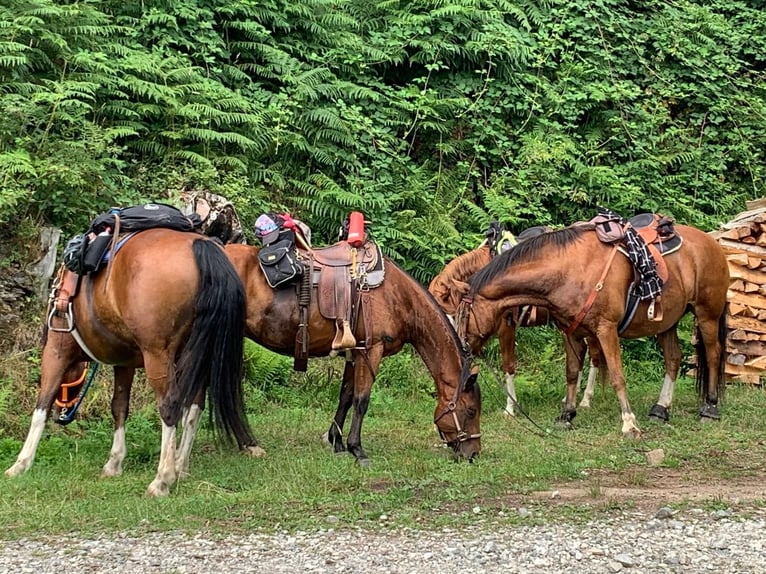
645, 448, 665, 466
655, 506, 674, 519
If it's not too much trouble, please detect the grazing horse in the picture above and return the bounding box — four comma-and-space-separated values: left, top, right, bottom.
429, 238, 603, 416
455, 223, 728, 438
5, 229, 256, 496
225, 242, 482, 464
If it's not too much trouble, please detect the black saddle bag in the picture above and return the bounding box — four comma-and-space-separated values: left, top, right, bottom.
258, 239, 304, 288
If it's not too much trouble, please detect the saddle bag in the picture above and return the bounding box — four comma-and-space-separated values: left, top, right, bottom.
258, 239, 304, 288
590, 214, 626, 244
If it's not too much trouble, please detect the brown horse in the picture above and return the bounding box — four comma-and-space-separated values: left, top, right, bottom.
455, 223, 728, 438
225, 242, 482, 464
429, 240, 604, 416
5, 229, 257, 496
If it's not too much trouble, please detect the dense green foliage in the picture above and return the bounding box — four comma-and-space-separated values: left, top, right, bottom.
1, 0, 765, 280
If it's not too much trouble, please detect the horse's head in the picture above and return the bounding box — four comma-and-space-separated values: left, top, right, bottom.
433, 364, 482, 461
452, 281, 503, 353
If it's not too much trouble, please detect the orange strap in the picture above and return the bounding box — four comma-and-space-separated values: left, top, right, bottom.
564, 244, 620, 336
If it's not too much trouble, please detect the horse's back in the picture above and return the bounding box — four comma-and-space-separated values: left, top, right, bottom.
670, 225, 728, 307
79, 229, 211, 352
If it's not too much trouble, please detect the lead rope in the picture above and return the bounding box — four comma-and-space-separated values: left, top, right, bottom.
476, 356, 598, 447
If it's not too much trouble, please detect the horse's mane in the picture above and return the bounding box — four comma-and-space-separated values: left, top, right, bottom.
469, 224, 593, 294
428, 245, 491, 300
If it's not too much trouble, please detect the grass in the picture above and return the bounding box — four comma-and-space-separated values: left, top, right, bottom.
1, 347, 765, 539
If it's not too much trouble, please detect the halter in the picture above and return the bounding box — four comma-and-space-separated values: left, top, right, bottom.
454, 295, 484, 346
432, 358, 482, 447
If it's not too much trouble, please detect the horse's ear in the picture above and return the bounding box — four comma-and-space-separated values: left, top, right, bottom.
451, 279, 470, 297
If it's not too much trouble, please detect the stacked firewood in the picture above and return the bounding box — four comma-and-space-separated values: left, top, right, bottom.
711, 198, 766, 384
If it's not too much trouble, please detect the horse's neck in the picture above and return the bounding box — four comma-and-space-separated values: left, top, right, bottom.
445, 246, 492, 281
479, 240, 598, 309
407, 288, 465, 389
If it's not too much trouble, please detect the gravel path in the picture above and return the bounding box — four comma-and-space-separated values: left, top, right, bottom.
1, 506, 764, 574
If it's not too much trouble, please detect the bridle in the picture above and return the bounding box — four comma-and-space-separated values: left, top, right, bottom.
454, 295, 485, 346
432, 357, 481, 448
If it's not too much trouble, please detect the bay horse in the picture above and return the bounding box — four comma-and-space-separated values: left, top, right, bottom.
454, 222, 728, 438
429, 233, 603, 416
225, 242, 482, 464
5, 229, 257, 496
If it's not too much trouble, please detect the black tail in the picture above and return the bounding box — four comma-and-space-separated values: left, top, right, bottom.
695, 304, 727, 402
176, 239, 254, 447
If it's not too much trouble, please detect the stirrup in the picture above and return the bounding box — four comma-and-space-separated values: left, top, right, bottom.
647, 297, 664, 322
331, 319, 357, 350
47, 302, 74, 333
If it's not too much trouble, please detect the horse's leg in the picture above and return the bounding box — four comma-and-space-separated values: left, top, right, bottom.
498, 319, 518, 417
345, 346, 383, 466
102, 366, 135, 477
6, 339, 82, 477
597, 328, 641, 439
558, 335, 587, 429
648, 328, 681, 422
326, 360, 354, 454
175, 388, 205, 478
579, 337, 603, 409
145, 355, 178, 497
697, 312, 725, 421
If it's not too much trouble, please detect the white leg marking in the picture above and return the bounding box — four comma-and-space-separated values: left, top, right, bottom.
175, 404, 203, 477
656, 373, 676, 409
6, 409, 48, 477
621, 412, 642, 439
579, 364, 599, 409
102, 426, 126, 477
146, 421, 177, 497
504, 372, 516, 417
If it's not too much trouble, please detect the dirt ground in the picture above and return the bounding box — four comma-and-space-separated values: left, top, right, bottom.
529, 464, 766, 512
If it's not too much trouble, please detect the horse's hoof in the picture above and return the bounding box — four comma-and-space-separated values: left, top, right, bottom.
622, 428, 642, 440
5, 463, 25, 478
357, 457, 371, 467
648, 404, 670, 422
555, 419, 574, 431
578, 400, 591, 409
101, 464, 123, 478
146, 480, 170, 497
243, 445, 267, 458
699, 404, 720, 421
503, 409, 516, 418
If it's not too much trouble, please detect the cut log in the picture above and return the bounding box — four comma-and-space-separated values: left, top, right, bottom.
745, 198, 766, 211
726, 252, 751, 267
728, 328, 754, 341
748, 256, 763, 269
726, 353, 747, 366
727, 374, 761, 384
726, 339, 766, 355
724, 363, 765, 376
729, 265, 766, 284
744, 282, 760, 293
742, 236, 757, 244
718, 239, 766, 256
726, 290, 766, 311
729, 279, 746, 292
745, 355, 766, 370
729, 315, 766, 335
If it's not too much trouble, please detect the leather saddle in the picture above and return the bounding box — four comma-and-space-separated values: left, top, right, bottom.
302, 240, 384, 351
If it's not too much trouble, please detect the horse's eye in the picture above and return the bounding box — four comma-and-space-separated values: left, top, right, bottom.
465, 407, 477, 418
